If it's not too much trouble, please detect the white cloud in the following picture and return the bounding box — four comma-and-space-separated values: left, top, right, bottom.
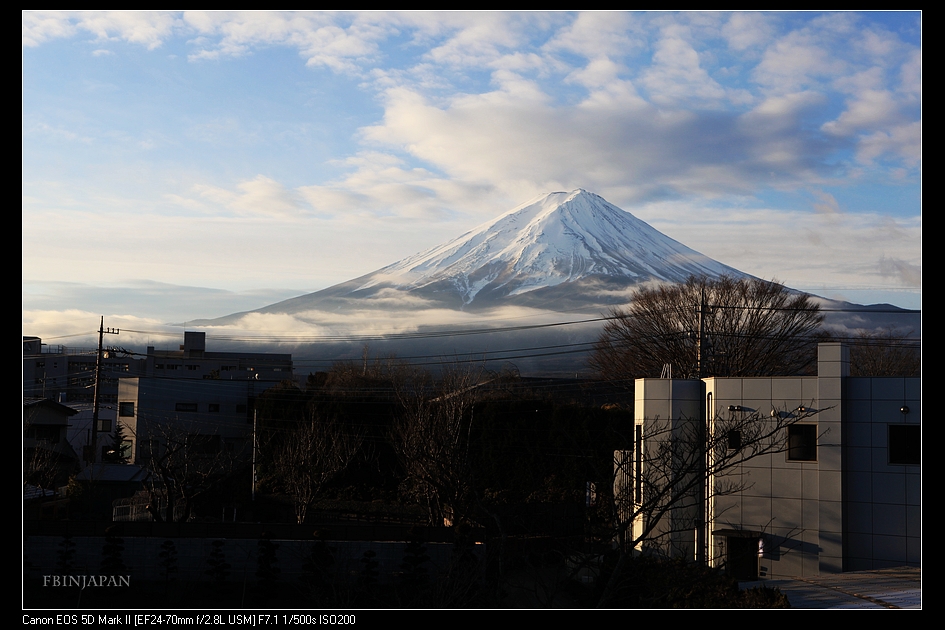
822, 89, 902, 137
811, 190, 842, 214
722, 12, 775, 51
635, 200, 921, 297
878, 255, 921, 287
190, 175, 307, 218
640, 24, 728, 107
23, 11, 78, 47
75, 10, 180, 50
856, 121, 921, 167
753, 28, 845, 93
24, 10, 181, 50
545, 11, 640, 60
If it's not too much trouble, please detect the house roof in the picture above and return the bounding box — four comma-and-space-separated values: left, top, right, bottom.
24, 398, 79, 417
75, 463, 149, 483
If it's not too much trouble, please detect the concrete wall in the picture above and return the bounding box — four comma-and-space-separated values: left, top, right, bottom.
632, 343, 920, 578
843, 376, 921, 570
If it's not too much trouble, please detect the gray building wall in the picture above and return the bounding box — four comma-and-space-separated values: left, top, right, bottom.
117, 378, 280, 464
628, 343, 920, 578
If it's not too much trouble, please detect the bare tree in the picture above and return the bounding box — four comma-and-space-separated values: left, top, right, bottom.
273, 416, 362, 525
849, 328, 920, 376
24, 444, 60, 498
603, 403, 822, 606
391, 364, 485, 526
139, 421, 245, 522
591, 276, 824, 385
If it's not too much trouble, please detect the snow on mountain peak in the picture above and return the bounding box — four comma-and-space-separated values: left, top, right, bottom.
356, 189, 745, 305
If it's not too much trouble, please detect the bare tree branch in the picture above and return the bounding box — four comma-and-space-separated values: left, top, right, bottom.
273, 416, 362, 525
591, 276, 825, 384
391, 363, 485, 526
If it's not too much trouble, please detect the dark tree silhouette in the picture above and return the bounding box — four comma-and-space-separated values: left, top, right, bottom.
591, 275, 824, 385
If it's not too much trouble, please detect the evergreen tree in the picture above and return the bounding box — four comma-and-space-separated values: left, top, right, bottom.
105, 422, 129, 463
100, 526, 127, 575
56, 535, 76, 574
255, 534, 281, 605
205, 540, 230, 583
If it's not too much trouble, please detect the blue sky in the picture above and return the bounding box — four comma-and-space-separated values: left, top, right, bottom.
23, 11, 921, 343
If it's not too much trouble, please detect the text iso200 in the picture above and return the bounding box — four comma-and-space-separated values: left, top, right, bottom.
288, 616, 355, 625
320, 616, 355, 625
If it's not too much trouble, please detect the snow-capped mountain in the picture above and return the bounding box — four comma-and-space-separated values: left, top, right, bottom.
205, 189, 751, 320
357, 189, 745, 305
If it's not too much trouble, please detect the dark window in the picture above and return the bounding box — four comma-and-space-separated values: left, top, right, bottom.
175, 402, 198, 412
727, 430, 742, 450
29, 425, 60, 443
119, 402, 135, 417
98, 418, 111, 432
788, 425, 817, 461
889, 425, 920, 465
208, 403, 220, 412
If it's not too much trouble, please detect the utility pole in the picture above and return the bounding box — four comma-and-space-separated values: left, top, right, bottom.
89, 316, 120, 465
252, 407, 258, 501
697, 285, 707, 379
696, 287, 709, 565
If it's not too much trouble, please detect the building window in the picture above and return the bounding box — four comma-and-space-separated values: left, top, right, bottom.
208, 403, 220, 412
787, 424, 817, 461
727, 430, 742, 450
119, 402, 135, 417
175, 402, 198, 412
889, 425, 920, 465
29, 425, 60, 443
186, 364, 199, 371
98, 418, 111, 433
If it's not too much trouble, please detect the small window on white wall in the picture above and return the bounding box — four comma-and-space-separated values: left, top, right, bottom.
787, 424, 817, 461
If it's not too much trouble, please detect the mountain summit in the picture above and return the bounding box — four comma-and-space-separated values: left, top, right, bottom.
359, 189, 745, 306
219, 190, 750, 318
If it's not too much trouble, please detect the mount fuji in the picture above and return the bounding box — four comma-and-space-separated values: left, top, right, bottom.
214, 189, 750, 320
187, 189, 917, 372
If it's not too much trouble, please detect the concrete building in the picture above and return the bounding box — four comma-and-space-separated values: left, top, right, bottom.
117, 377, 282, 465
140, 331, 293, 382
23, 331, 293, 405
618, 343, 920, 578
24, 332, 294, 465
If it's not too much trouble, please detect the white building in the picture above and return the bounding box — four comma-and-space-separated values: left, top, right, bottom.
619, 343, 919, 578
117, 377, 281, 465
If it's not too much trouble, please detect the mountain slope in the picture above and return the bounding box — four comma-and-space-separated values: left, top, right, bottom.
239, 189, 750, 317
